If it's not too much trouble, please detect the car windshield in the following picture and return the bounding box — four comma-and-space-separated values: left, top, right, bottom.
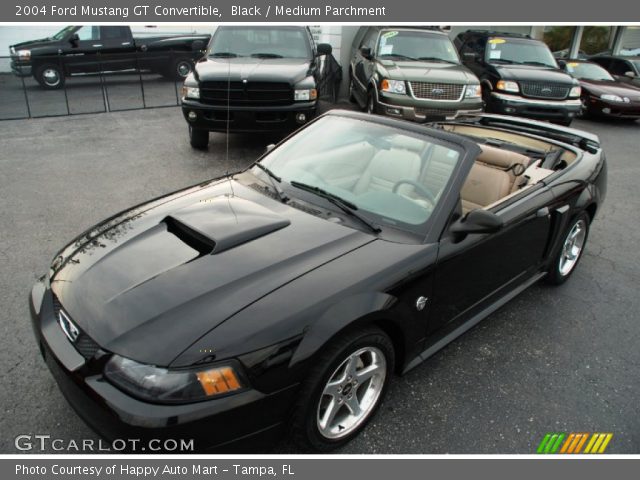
257, 116, 462, 233
51, 26, 76, 41
210, 27, 310, 59
377, 30, 460, 63
565, 62, 615, 81
485, 38, 558, 68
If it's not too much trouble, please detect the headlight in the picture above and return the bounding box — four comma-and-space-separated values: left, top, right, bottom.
380, 79, 406, 95
600, 93, 624, 102
496, 80, 519, 93
104, 355, 244, 404
181, 86, 200, 100
294, 89, 318, 101
569, 86, 582, 98
465, 84, 482, 98
17, 49, 31, 60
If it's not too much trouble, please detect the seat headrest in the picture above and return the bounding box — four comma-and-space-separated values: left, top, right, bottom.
390, 135, 425, 153
478, 144, 529, 169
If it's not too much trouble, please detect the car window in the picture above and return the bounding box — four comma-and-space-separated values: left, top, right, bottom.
590, 57, 611, 70
377, 30, 460, 63
632, 61, 640, 74
76, 26, 100, 42
352, 27, 368, 50
258, 116, 462, 233
460, 36, 486, 56
609, 59, 633, 75
565, 62, 615, 81
361, 29, 378, 51
211, 27, 310, 59
485, 38, 557, 67
101, 27, 129, 40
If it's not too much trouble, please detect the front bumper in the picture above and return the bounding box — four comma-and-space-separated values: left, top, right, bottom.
181, 99, 317, 133
377, 90, 483, 121
586, 96, 640, 119
10, 59, 32, 77
29, 278, 297, 452
488, 92, 582, 121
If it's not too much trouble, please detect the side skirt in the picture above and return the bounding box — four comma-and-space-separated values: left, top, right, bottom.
402, 271, 547, 374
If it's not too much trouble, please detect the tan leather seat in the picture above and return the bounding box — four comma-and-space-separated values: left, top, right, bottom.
353, 135, 423, 197
461, 145, 530, 213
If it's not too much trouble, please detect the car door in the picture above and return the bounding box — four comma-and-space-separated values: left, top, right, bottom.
99, 26, 136, 72
427, 185, 555, 335
64, 26, 103, 74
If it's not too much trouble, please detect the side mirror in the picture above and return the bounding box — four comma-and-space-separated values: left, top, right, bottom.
316, 43, 332, 56
624, 71, 636, 79
265, 144, 276, 153
463, 52, 481, 63
360, 46, 373, 60
69, 33, 80, 46
450, 209, 503, 237
557, 60, 567, 70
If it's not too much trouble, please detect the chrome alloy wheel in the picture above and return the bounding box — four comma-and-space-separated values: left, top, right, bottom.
42, 68, 61, 87
176, 61, 192, 78
559, 219, 587, 276
316, 346, 387, 439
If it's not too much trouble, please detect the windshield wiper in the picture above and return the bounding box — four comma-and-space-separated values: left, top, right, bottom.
521, 61, 554, 67
251, 53, 284, 59
416, 56, 458, 64
210, 52, 238, 58
489, 58, 518, 64
253, 163, 289, 203
290, 181, 381, 234
380, 53, 417, 61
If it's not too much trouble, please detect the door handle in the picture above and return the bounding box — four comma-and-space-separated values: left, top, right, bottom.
121, 42, 131, 46
536, 207, 550, 218
92, 44, 103, 48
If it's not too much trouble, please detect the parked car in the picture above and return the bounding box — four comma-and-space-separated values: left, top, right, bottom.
455, 30, 582, 125
348, 26, 482, 121
559, 59, 640, 120
553, 48, 588, 60
589, 55, 640, 88
181, 26, 332, 149
31, 110, 606, 452
9, 26, 211, 89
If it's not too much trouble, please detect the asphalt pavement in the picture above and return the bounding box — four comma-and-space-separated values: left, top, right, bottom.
0, 106, 638, 454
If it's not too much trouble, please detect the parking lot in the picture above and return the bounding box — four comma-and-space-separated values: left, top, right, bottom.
0, 106, 638, 453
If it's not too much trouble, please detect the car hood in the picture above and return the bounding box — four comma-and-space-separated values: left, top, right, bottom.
194, 57, 312, 85
379, 60, 478, 84
50, 178, 373, 366
493, 64, 575, 84
579, 79, 640, 99
10, 38, 59, 51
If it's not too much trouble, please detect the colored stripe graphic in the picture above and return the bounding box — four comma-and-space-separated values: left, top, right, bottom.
538, 433, 613, 454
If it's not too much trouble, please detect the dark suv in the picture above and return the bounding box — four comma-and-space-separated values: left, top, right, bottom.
349, 27, 483, 121
455, 30, 582, 125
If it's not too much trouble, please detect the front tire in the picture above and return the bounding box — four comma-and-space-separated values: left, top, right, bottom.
546, 212, 590, 285
166, 58, 194, 81
291, 327, 394, 452
34, 64, 65, 90
366, 90, 378, 115
189, 125, 209, 149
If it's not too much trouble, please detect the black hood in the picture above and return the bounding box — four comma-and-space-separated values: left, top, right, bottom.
50, 178, 373, 366
493, 64, 576, 85
194, 57, 312, 85
10, 37, 61, 51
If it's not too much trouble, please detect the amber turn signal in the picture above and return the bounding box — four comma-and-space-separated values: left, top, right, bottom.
197, 367, 242, 396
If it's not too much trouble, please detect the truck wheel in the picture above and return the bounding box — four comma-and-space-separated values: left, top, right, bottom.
35, 64, 65, 89
189, 126, 209, 149
168, 58, 194, 80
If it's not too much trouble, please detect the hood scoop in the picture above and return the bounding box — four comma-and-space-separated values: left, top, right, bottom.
164, 195, 290, 255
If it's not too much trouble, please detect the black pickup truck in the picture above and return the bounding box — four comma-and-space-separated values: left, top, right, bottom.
10, 26, 211, 89
180, 26, 332, 149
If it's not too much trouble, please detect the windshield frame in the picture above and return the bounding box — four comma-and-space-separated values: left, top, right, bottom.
375, 29, 461, 64
209, 26, 313, 60
252, 113, 471, 240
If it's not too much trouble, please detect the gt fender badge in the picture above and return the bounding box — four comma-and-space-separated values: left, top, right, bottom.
416, 296, 428, 311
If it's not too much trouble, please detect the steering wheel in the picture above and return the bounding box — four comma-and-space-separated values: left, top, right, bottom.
392, 179, 438, 206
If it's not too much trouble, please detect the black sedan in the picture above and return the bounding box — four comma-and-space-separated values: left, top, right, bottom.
30, 110, 606, 452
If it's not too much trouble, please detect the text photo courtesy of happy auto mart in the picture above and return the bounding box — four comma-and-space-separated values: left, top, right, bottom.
1, 24, 639, 454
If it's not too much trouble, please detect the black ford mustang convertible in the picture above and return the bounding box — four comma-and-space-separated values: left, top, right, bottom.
30, 110, 606, 451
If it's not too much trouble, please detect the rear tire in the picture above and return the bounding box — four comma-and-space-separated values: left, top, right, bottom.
546, 212, 590, 285
34, 64, 65, 90
290, 327, 394, 452
189, 125, 209, 149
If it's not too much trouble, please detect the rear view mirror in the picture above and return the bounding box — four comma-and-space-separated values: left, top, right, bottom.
360, 46, 373, 60
450, 209, 503, 237
316, 43, 332, 56
557, 60, 567, 70
624, 71, 636, 78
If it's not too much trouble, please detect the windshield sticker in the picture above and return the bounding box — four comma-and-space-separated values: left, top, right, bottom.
489, 50, 502, 59
567, 62, 579, 67
488, 38, 506, 44
380, 44, 394, 55
382, 31, 399, 40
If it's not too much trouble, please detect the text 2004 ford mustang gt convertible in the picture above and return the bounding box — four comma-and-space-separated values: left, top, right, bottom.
30, 111, 606, 451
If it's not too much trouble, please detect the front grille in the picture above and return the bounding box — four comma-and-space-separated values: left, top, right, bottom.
199, 81, 293, 106
52, 296, 100, 359
409, 82, 464, 101
415, 107, 459, 118
520, 81, 570, 100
